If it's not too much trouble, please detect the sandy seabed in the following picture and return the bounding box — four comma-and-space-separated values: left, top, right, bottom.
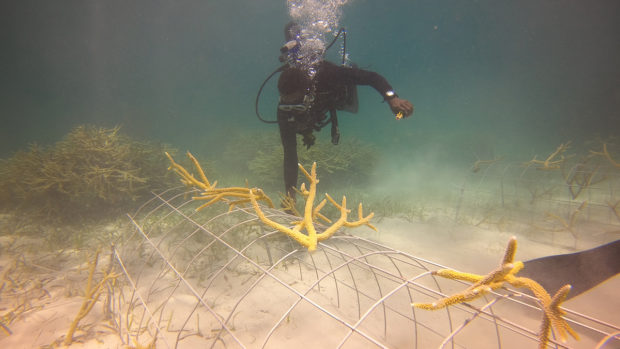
1, 211, 618, 349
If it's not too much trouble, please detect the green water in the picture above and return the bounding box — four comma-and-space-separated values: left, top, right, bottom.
1, 3, 619, 348
1, 0, 619, 204
2, 1, 618, 154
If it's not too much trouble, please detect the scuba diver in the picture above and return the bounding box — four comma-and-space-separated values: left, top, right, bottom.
256, 23, 619, 303
276, 21, 414, 200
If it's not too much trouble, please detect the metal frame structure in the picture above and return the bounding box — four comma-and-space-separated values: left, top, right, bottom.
108, 187, 619, 348
453, 160, 620, 247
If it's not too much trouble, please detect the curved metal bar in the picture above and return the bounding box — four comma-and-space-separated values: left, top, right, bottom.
595, 331, 620, 349
383, 251, 419, 348
147, 199, 386, 348
125, 215, 244, 348
147, 208, 254, 328
334, 242, 363, 319
351, 241, 388, 337
336, 271, 433, 348
114, 184, 619, 348
333, 236, 458, 348
438, 296, 504, 349
113, 248, 172, 349
322, 240, 461, 344
176, 229, 285, 347
260, 250, 404, 349
122, 190, 202, 293
210, 249, 301, 349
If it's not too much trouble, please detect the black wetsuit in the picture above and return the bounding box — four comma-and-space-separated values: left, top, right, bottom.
277, 60, 395, 197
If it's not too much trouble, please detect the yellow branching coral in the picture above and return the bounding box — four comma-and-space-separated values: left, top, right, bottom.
165, 151, 215, 191
413, 237, 521, 310
608, 200, 620, 222
64, 250, 119, 346
524, 142, 572, 170
279, 193, 301, 217
543, 200, 588, 236
510, 280, 578, 345
165, 153, 375, 251
591, 143, 620, 169
413, 237, 579, 348
165, 151, 274, 211
471, 156, 504, 173
249, 163, 376, 251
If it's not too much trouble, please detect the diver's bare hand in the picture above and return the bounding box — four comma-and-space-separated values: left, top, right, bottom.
388, 97, 414, 118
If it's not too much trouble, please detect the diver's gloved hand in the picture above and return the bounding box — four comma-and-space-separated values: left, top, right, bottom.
302, 131, 316, 149
388, 97, 414, 118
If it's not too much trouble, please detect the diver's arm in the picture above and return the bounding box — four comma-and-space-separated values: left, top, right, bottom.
327, 62, 414, 117
327, 62, 393, 97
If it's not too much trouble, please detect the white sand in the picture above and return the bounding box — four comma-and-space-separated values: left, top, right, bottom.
1, 214, 618, 348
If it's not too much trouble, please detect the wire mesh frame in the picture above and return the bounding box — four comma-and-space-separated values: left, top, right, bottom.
109, 187, 620, 349
452, 161, 620, 242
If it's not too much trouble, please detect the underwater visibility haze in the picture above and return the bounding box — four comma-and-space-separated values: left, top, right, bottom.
1, 1, 619, 155
0, 1, 619, 348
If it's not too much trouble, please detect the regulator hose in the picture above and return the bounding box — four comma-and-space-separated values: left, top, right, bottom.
255, 27, 348, 124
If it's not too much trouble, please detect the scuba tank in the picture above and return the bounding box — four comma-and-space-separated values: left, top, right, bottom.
255, 27, 358, 143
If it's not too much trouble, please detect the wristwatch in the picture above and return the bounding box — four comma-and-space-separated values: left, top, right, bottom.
385, 90, 398, 100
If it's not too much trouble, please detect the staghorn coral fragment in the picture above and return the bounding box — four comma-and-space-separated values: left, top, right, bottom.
471, 156, 504, 173
590, 143, 620, 168
279, 192, 302, 217
524, 142, 572, 170
249, 163, 375, 251
413, 237, 578, 348
165, 151, 274, 211
165, 151, 214, 191
413, 262, 520, 310
413, 237, 520, 310
542, 201, 588, 242
165, 154, 375, 251
64, 250, 119, 346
